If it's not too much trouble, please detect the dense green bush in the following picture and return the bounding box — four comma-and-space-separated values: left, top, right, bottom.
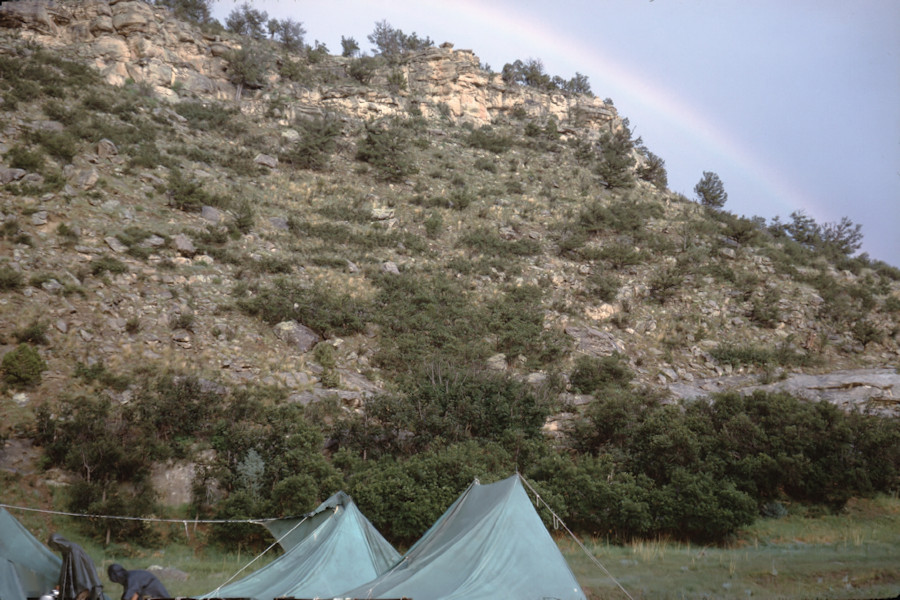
341, 441, 513, 544
577, 198, 661, 236
585, 271, 620, 302
367, 20, 433, 60
236, 278, 368, 337
206, 400, 343, 545
596, 124, 635, 188
694, 171, 727, 208
637, 147, 668, 189
335, 368, 550, 459
281, 115, 341, 171
370, 271, 490, 372
74, 361, 131, 391
224, 43, 271, 97
569, 353, 633, 394
89, 255, 129, 276
347, 56, 380, 84
174, 101, 243, 133
0, 265, 24, 291
33, 395, 160, 543
457, 226, 541, 259
647, 265, 684, 304
748, 288, 781, 328
561, 389, 900, 540
2, 344, 46, 387
166, 167, 228, 212
356, 118, 417, 181
14, 320, 48, 345
289, 219, 427, 253
486, 285, 568, 365
710, 342, 813, 368
5, 145, 44, 172
465, 125, 513, 153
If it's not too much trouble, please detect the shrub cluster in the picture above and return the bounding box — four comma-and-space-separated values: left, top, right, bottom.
2, 344, 46, 387
560, 389, 900, 541
236, 277, 368, 337
280, 115, 341, 171
369, 272, 564, 374
356, 118, 418, 181
465, 125, 513, 153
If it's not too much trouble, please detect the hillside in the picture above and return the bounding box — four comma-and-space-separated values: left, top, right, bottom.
1, 0, 899, 551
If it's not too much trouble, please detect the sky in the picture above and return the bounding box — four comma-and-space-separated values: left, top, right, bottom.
210, 1, 900, 265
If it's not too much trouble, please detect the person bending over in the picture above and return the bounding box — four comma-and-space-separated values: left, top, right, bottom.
106, 564, 169, 600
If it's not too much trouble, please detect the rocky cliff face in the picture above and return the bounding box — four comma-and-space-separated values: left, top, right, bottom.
0, 0, 617, 129
1, 0, 235, 98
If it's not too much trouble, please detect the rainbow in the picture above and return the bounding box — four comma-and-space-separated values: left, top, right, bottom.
434, 0, 816, 219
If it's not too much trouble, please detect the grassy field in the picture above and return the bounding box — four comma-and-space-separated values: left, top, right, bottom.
568, 495, 900, 599
9, 494, 899, 600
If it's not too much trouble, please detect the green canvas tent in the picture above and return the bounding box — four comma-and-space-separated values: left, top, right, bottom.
0, 508, 61, 600
340, 475, 587, 600
202, 492, 400, 600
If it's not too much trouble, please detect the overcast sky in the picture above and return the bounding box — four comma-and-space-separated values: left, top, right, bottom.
210, 1, 899, 265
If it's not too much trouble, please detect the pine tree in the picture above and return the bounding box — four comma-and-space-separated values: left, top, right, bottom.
694, 171, 727, 208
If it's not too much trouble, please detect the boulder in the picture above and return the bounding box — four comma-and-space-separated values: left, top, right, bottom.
0, 1, 58, 35
273, 320, 320, 353
172, 233, 195, 256
0, 168, 27, 185
254, 153, 278, 169
200, 205, 225, 224
111, 1, 153, 35
105, 236, 128, 253
97, 138, 118, 158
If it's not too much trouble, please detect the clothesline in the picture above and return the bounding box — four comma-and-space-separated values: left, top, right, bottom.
0, 502, 278, 524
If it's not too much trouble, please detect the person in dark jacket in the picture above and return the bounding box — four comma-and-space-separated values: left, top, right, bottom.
46, 533, 104, 600
107, 564, 170, 600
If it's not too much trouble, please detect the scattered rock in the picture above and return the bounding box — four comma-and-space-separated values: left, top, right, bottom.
486, 353, 507, 371
141, 234, 166, 247
273, 320, 320, 353
371, 207, 394, 220
97, 138, 118, 158
200, 205, 224, 224
105, 236, 129, 253
172, 329, 192, 348
70, 166, 100, 189
41, 279, 62, 293
0, 168, 26, 184
254, 153, 278, 169
172, 233, 195, 256
565, 325, 626, 356
269, 216, 289, 230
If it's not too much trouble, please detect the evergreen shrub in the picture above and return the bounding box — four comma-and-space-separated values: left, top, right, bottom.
2, 343, 46, 387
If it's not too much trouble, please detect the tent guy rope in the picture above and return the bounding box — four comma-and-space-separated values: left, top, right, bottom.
518, 474, 636, 600
209, 511, 313, 596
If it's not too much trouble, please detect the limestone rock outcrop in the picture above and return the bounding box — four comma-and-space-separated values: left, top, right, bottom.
1, 0, 619, 130
1, 0, 234, 99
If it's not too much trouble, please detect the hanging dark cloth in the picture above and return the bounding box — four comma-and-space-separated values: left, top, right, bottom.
46, 534, 104, 600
